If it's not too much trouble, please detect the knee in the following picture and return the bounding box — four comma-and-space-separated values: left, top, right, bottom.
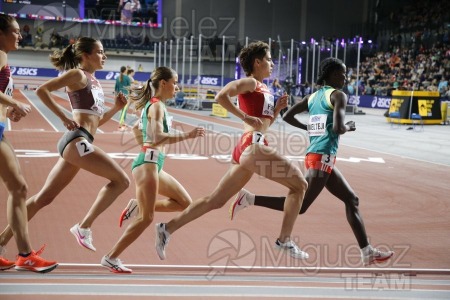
10, 181, 28, 201
346, 195, 360, 210
137, 212, 154, 227
179, 197, 192, 210
115, 173, 131, 191
291, 176, 308, 196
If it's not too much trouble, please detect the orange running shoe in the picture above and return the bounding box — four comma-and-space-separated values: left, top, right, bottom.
0, 256, 15, 271
15, 245, 58, 273
119, 199, 139, 227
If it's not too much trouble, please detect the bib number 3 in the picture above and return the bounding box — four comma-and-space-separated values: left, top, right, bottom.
75, 140, 95, 157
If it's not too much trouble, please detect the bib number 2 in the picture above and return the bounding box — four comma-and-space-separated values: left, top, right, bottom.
75, 140, 94, 157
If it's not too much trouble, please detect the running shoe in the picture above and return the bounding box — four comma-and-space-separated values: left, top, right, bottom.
119, 199, 139, 227
155, 223, 170, 260
101, 255, 132, 273
15, 245, 58, 273
275, 239, 309, 259
0, 245, 15, 271
229, 189, 253, 220
362, 247, 394, 265
70, 224, 96, 251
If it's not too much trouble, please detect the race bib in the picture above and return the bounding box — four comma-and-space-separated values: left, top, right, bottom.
4, 77, 13, 97
321, 154, 336, 168
144, 148, 160, 163
308, 114, 327, 136
262, 93, 275, 117
75, 139, 94, 157
166, 115, 173, 131
91, 89, 105, 115
251, 131, 265, 145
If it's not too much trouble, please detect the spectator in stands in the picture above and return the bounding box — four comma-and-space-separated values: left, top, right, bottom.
118, 0, 141, 24
175, 90, 185, 108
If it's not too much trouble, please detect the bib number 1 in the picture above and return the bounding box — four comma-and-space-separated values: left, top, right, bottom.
144, 148, 159, 163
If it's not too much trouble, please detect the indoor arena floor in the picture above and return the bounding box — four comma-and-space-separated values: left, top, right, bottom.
0, 90, 449, 299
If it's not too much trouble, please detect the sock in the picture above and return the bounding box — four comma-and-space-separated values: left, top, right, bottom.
18, 252, 31, 258
254, 195, 285, 211
361, 245, 373, 255
246, 192, 255, 205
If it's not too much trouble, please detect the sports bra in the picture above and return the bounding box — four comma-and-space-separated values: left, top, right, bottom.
237, 81, 274, 119
67, 70, 105, 116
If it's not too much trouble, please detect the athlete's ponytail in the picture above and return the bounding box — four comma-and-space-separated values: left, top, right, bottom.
50, 37, 99, 71
130, 66, 177, 111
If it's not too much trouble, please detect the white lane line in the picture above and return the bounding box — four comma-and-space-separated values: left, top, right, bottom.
19, 90, 58, 132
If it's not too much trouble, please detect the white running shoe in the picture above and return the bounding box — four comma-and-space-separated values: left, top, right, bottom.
229, 189, 253, 220
70, 224, 96, 252
275, 239, 309, 260
101, 255, 132, 273
155, 223, 170, 260
362, 246, 394, 265
119, 199, 139, 227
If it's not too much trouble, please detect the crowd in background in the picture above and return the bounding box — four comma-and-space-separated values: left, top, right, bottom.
13, 0, 450, 100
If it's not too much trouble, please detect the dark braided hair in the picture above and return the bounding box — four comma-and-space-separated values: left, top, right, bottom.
317, 57, 344, 85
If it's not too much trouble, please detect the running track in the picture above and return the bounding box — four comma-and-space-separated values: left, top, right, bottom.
0, 90, 449, 299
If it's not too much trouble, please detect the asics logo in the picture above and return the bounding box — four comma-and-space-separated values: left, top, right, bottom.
24, 260, 35, 266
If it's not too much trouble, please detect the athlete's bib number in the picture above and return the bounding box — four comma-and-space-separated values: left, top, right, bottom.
308, 114, 327, 136
91, 89, 105, 115
4, 77, 13, 97
75, 139, 94, 157
262, 93, 275, 117
144, 148, 160, 163
166, 115, 173, 130
251, 131, 265, 145
321, 154, 336, 168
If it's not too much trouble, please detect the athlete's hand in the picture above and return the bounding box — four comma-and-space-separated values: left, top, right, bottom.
62, 117, 80, 131
12, 101, 31, 117
345, 121, 356, 131
188, 127, 205, 138
7, 107, 24, 122
275, 93, 289, 110
115, 92, 128, 108
243, 115, 263, 128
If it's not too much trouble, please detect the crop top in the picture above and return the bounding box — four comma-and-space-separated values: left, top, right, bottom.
67, 70, 105, 116
237, 81, 274, 119
0, 65, 13, 97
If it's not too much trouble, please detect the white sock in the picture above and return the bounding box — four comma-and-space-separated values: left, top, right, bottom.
246, 192, 255, 205
361, 245, 373, 255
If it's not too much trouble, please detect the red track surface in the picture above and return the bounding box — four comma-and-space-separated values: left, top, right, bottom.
1, 90, 449, 299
